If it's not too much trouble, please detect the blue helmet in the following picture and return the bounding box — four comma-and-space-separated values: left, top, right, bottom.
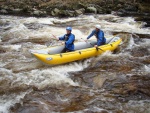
66, 27, 72, 31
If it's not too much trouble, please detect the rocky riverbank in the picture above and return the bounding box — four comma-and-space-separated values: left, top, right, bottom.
0, 0, 150, 26
0, 0, 149, 17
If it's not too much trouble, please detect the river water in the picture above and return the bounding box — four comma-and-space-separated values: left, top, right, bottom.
0, 14, 150, 113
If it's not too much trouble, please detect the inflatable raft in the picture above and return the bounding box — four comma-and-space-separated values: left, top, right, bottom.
30, 36, 122, 65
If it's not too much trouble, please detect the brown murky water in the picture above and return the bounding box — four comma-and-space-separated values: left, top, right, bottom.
0, 14, 150, 113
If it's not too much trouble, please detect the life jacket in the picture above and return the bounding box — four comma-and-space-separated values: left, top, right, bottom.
94, 30, 106, 45
94, 30, 105, 40
64, 34, 69, 41
64, 34, 74, 44
94, 32, 98, 39
94, 30, 99, 39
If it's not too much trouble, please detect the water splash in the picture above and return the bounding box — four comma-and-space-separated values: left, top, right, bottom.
0, 92, 30, 113
143, 65, 150, 73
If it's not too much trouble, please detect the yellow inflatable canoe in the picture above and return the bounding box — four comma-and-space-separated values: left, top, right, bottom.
30, 36, 122, 65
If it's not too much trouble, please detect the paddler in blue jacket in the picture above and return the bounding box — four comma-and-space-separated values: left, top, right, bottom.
86, 25, 106, 48
58, 27, 75, 52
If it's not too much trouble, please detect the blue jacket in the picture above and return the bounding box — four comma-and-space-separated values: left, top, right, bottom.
87, 30, 106, 46
59, 33, 75, 51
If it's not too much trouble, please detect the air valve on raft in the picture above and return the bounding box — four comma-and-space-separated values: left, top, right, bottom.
46, 57, 53, 60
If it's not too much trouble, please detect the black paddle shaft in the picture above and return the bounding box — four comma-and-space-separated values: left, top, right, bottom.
81, 38, 104, 51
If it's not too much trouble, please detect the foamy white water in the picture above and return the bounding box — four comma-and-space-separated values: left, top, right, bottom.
0, 92, 30, 113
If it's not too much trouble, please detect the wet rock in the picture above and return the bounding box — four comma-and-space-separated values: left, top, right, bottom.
124, 4, 138, 12
31, 10, 47, 16
138, 2, 150, 13
51, 8, 60, 16
51, 9, 75, 17
117, 9, 127, 16
58, 10, 70, 17
86, 6, 97, 14
67, 11, 75, 17
74, 8, 85, 16
22, 5, 31, 13
77, 2, 87, 9
0, 0, 150, 18
117, 4, 123, 9
93, 74, 107, 88
33, 10, 41, 16
1, 5, 9, 10
97, 8, 104, 14
12, 8, 23, 13
0, 9, 8, 14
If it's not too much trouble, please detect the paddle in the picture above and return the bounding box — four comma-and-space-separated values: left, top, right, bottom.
107, 35, 116, 44
45, 41, 52, 47
45, 34, 59, 47
81, 38, 104, 51
52, 34, 58, 40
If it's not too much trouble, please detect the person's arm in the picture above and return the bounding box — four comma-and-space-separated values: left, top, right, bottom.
97, 31, 104, 46
65, 34, 75, 45
58, 35, 65, 41
87, 30, 95, 39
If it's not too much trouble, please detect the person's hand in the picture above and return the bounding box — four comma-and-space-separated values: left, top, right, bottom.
55, 37, 59, 41
52, 34, 59, 40
61, 42, 65, 45
85, 39, 88, 42
52, 36, 59, 41
94, 45, 98, 48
